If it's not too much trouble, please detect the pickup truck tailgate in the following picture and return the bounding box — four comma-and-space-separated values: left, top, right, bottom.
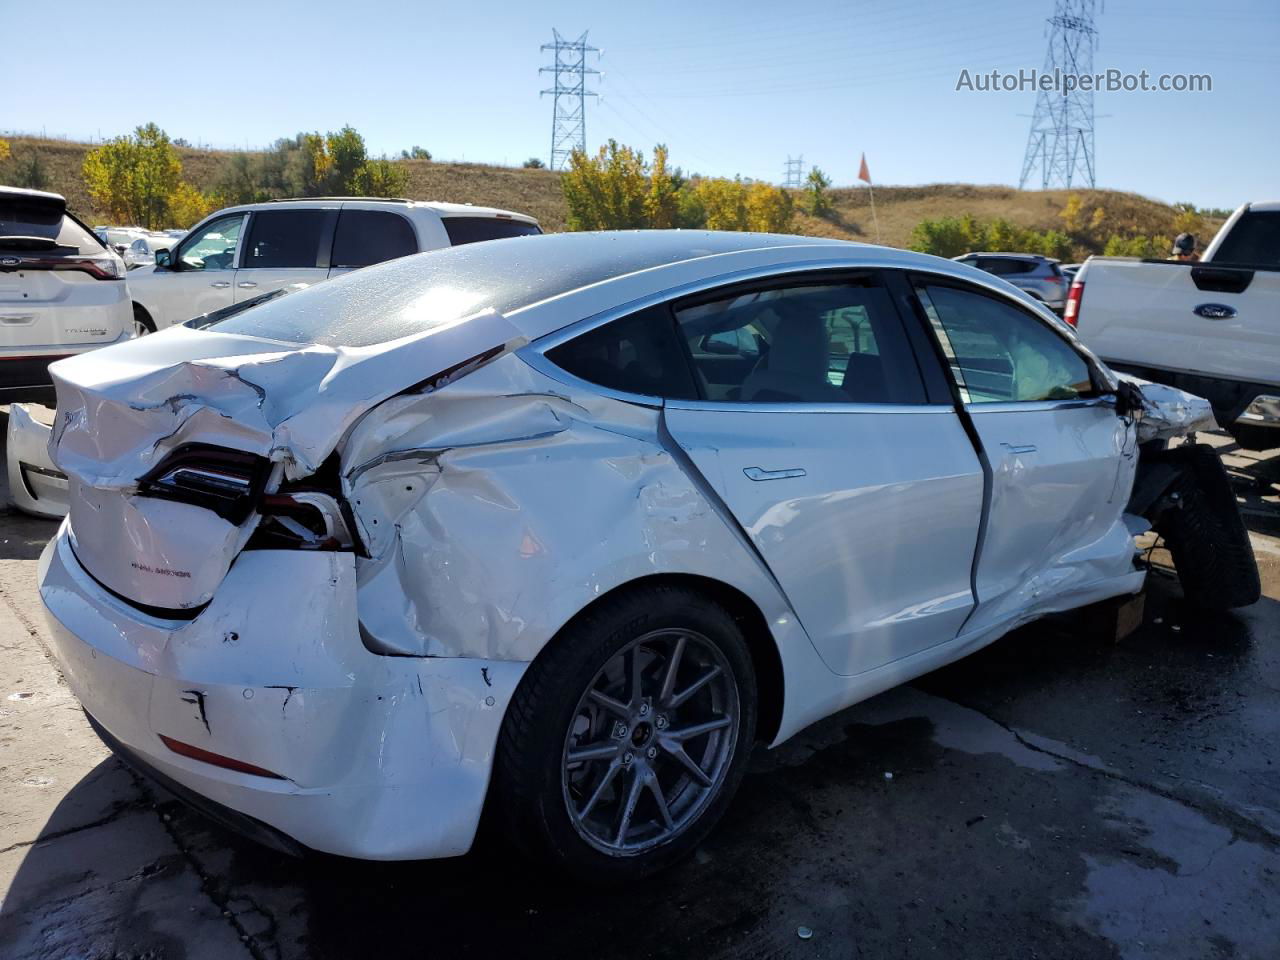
1075, 259, 1280, 388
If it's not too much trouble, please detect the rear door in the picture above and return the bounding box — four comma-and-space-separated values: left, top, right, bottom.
914, 278, 1135, 636
139, 212, 246, 327
658, 272, 985, 677
233, 208, 334, 301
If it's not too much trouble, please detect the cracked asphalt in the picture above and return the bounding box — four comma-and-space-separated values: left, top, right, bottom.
1, 429, 1278, 960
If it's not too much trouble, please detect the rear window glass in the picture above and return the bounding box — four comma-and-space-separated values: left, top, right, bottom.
243, 210, 326, 269
202, 231, 840, 348
331, 210, 417, 268
0, 196, 101, 254
442, 217, 541, 246
1212, 212, 1280, 268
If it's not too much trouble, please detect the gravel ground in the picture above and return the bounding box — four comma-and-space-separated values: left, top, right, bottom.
1, 428, 1277, 960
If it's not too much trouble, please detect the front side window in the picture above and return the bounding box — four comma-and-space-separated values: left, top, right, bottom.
178, 214, 244, 271
673, 278, 925, 404
545, 304, 697, 399
332, 210, 417, 268
242, 210, 326, 269
918, 282, 1094, 404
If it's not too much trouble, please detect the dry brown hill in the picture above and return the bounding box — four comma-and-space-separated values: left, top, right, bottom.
3, 136, 1211, 250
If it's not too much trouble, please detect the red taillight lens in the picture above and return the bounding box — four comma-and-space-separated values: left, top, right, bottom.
1064, 280, 1084, 327
0, 253, 125, 280
159, 734, 286, 779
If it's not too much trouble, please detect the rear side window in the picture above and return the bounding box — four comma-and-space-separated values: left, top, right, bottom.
1212, 211, 1280, 267
243, 210, 326, 268
978, 257, 1037, 275
331, 210, 418, 268
546, 304, 697, 399
442, 217, 541, 246
673, 277, 926, 404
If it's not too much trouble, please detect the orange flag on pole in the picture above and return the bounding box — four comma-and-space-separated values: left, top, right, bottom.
858, 152, 872, 184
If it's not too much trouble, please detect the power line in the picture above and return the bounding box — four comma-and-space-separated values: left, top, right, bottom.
540, 29, 600, 171
1019, 0, 1101, 190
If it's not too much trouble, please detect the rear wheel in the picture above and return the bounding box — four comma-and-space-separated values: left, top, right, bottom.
494, 584, 757, 882
132, 305, 155, 337
1154, 444, 1260, 610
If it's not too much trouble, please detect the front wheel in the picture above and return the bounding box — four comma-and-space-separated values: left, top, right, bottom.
494, 585, 757, 882
1155, 444, 1260, 610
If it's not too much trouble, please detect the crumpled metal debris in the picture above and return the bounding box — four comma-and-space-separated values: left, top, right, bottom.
1120, 375, 1218, 443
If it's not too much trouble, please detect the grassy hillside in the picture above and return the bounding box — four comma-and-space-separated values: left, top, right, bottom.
3, 136, 1212, 249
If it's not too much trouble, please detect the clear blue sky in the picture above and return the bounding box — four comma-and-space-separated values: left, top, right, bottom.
2, 0, 1276, 208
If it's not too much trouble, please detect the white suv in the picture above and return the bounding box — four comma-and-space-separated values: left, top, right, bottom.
128, 198, 541, 332
0, 187, 132, 400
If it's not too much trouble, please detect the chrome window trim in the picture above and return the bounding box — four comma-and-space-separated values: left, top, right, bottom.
965, 397, 1115, 414
518, 258, 958, 411
664, 399, 952, 415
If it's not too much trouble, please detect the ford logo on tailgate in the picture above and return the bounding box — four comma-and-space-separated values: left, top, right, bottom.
0, 257, 20, 267
1194, 303, 1238, 319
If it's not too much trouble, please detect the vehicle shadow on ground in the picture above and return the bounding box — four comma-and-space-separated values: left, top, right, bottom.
4, 572, 1270, 960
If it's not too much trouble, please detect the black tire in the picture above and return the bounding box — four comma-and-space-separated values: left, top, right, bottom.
493, 584, 757, 882
132, 304, 156, 336
1228, 423, 1278, 453
1154, 444, 1260, 610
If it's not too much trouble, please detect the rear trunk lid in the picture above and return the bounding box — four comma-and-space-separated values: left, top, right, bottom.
50, 303, 523, 612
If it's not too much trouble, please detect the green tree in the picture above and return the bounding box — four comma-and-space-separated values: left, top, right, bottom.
561, 140, 650, 230
645, 144, 680, 228
745, 181, 794, 233
401, 146, 432, 160
696, 178, 749, 231
82, 122, 183, 228
804, 167, 832, 216
522, 157, 545, 169
352, 157, 409, 198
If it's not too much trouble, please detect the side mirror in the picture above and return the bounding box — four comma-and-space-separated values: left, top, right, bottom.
699, 335, 739, 356
155, 249, 172, 268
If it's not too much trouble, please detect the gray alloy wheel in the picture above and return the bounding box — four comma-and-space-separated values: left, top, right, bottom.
560, 628, 739, 856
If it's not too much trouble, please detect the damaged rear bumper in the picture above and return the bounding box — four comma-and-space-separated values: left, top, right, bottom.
38, 529, 527, 860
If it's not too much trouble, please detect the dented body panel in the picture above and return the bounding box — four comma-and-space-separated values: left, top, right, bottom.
35, 231, 1225, 860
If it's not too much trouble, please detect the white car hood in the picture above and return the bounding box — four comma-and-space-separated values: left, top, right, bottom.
49, 313, 523, 609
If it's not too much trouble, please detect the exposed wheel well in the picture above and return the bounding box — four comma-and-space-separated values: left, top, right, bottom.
547, 573, 785, 744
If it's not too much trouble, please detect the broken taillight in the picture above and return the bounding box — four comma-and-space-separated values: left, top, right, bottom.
1064, 279, 1084, 327
138, 445, 271, 524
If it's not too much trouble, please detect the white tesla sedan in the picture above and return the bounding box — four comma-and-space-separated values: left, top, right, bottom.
37, 231, 1256, 880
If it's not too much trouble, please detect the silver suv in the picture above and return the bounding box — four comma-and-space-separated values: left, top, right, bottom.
952, 252, 1068, 312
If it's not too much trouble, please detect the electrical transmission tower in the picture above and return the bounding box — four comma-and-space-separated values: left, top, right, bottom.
1018, 0, 1100, 190
540, 30, 600, 171
783, 155, 806, 188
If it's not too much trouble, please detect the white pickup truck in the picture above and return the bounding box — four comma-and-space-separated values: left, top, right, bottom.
1069, 201, 1280, 449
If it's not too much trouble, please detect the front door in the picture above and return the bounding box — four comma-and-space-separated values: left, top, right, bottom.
663, 273, 985, 677
149, 213, 246, 328
232, 208, 334, 302
914, 279, 1135, 637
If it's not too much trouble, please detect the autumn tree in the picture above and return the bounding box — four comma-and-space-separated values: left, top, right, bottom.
83, 123, 182, 228
804, 167, 833, 216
